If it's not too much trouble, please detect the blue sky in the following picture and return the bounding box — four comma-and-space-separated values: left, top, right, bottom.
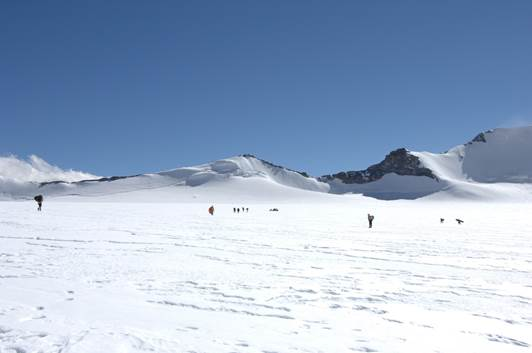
1, 1, 531, 176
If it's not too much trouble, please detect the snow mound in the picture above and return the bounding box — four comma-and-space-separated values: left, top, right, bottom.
158, 155, 328, 192
1, 155, 329, 201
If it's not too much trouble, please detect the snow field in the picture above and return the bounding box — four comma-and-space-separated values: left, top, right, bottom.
0, 201, 531, 353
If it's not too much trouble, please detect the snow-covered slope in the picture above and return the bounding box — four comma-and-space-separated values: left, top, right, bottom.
0, 155, 99, 200
0, 155, 330, 202
415, 127, 532, 184
323, 127, 532, 200
1, 127, 532, 201
411, 127, 532, 200
159, 155, 327, 192
1, 201, 531, 352
0, 155, 98, 183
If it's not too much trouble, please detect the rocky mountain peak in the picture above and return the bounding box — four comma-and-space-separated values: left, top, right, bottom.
320, 148, 437, 184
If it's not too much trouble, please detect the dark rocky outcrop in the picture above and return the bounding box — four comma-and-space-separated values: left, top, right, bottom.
320, 148, 437, 184
39, 175, 139, 187
466, 129, 493, 145
37, 151, 434, 191
471, 132, 487, 143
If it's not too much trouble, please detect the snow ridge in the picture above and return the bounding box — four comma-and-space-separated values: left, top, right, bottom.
1, 127, 532, 201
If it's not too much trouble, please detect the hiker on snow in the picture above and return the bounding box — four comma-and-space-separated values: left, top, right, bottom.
368, 214, 374, 228
34, 195, 43, 211
208, 205, 215, 215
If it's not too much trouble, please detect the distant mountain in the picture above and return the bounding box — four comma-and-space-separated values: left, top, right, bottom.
320, 126, 532, 199
0, 154, 328, 201
1, 126, 532, 201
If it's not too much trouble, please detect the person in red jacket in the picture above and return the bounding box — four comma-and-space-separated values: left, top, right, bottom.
208, 205, 215, 215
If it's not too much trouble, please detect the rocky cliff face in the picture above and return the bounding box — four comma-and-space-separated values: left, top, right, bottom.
320, 148, 437, 184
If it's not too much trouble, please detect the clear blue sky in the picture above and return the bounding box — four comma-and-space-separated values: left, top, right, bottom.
1, 1, 531, 177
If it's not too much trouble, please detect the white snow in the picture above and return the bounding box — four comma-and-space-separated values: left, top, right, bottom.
323, 127, 532, 200
0, 198, 531, 352
2, 127, 532, 202
1, 127, 532, 351
461, 127, 532, 183
170, 156, 329, 192
410, 127, 532, 200
0, 155, 99, 200
0, 155, 98, 184
327, 173, 444, 200
0, 155, 330, 201
413, 127, 532, 185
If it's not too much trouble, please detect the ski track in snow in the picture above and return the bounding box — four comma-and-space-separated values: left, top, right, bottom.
0, 201, 531, 353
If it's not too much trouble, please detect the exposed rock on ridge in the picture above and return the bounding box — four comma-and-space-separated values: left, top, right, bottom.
467, 130, 493, 145
39, 175, 139, 187
319, 148, 437, 184
240, 154, 310, 178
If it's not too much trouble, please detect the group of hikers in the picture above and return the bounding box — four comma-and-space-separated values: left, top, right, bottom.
32, 195, 463, 227
208, 206, 250, 215
207, 208, 462, 228
366, 214, 464, 227
233, 207, 249, 213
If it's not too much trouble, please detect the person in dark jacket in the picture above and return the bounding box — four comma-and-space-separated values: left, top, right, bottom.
34, 195, 43, 211
368, 214, 374, 228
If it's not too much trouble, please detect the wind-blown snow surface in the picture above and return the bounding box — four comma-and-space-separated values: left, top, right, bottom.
0, 155, 99, 199
1, 200, 531, 353
0, 155, 98, 183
